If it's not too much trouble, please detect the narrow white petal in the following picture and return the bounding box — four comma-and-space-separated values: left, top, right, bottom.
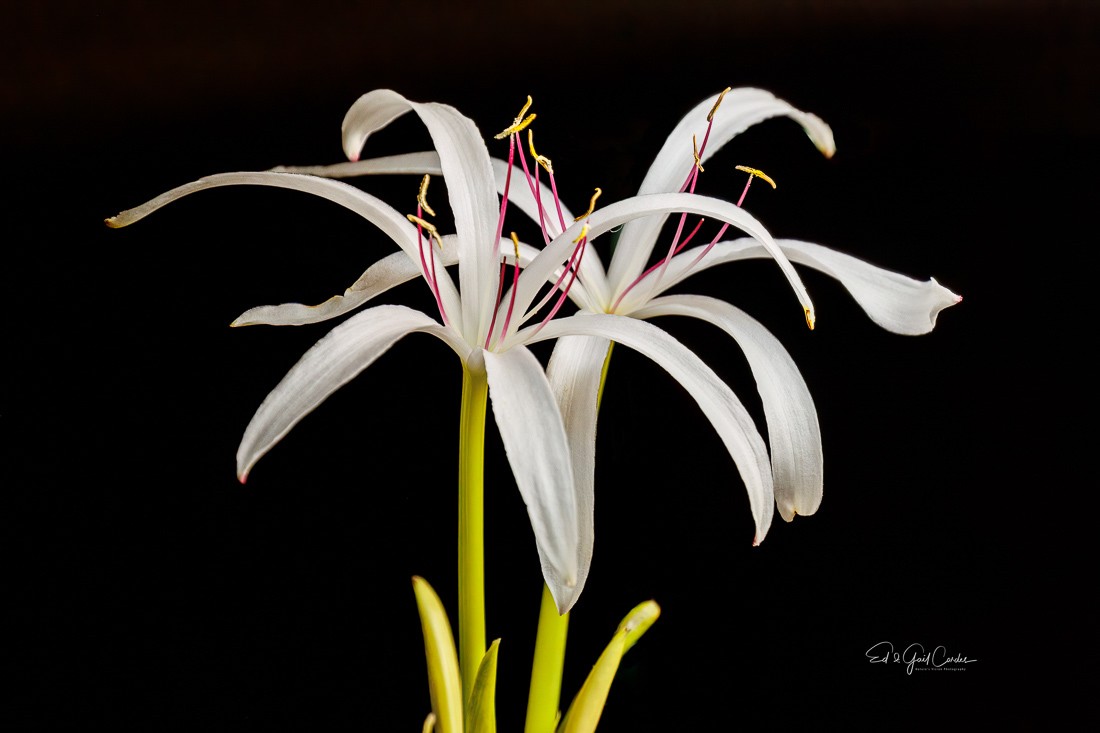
647, 238, 961, 335
608, 88, 835, 291
545, 335, 610, 606
483, 347, 580, 613
511, 193, 813, 337
233, 238, 460, 327
508, 238, 595, 312
341, 91, 499, 342
105, 171, 462, 313
271, 151, 443, 178
523, 314, 775, 544
633, 295, 823, 521
237, 305, 460, 481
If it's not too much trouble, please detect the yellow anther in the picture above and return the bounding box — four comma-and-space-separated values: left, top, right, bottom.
735, 165, 777, 189
417, 174, 436, 217
406, 214, 443, 249
572, 187, 602, 222
707, 86, 732, 122
510, 231, 521, 260
804, 306, 816, 331
494, 95, 537, 139
528, 129, 554, 174
692, 134, 704, 172
573, 223, 590, 244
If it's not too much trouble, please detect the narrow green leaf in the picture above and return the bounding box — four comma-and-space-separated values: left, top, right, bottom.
413, 576, 464, 733
558, 600, 660, 733
466, 638, 501, 733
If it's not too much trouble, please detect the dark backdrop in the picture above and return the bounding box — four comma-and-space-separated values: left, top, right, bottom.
6, 1, 1093, 729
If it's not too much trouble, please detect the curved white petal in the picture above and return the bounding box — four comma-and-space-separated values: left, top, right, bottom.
523, 314, 775, 544
237, 305, 461, 481
511, 193, 813, 338
233, 237, 461, 327
105, 171, 462, 313
483, 347, 580, 613
341, 90, 499, 342
633, 295, 823, 521
545, 334, 610, 607
271, 151, 444, 178
645, 238, 962, 335
608, 88, 835, 290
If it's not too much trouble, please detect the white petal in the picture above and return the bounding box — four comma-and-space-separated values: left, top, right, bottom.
233, 238, 460, 327
545, 335, 610, 606
511, 192, 813, 337
105, 171, 462, 313
271, 151, 444, 178
633, 295, 823, 521
649, 238, 961, 335
523, 314, 775, 544
341, 91, 499, 342
236, 305, 459, 481
608, 88, 835, 291
483, 347, 580, 613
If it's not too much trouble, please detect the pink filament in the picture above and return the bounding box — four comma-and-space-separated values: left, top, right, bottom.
415, 206, 449, 326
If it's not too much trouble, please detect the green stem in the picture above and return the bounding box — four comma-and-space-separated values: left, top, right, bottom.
524, 584, 569, 733
524, 341, 616, 733
459, 357, 489, 702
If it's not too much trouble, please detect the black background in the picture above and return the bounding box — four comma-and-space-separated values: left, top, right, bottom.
6, 1, 1094, 729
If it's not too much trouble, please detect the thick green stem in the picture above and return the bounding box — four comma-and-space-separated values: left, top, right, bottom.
524, 584, 569, 733
525, 341, 616, 733
458, 358, 489, 702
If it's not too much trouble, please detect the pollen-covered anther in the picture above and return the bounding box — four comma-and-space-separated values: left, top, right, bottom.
494, 95, 537, 139
406, 214, 443, 249
692, 134, 704, 172
572, 187, 602, 223
804, 306, 816, 331
527, 129, 554, 174
735, 165, 777, 189
417, 174, 436, 217
509, 231, 521, 261
573, 223, 590, 244
707, 86, 732, 122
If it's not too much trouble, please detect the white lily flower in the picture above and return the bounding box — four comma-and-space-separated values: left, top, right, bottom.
107, 89, 809, 613
288, 88, 961, 527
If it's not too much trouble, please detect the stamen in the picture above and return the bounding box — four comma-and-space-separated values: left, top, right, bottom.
406, 213, 448, 326
406, 214, 443, 248
692, 134, 704, 172
495, 95, 537, 139
530, 225, 588, 336
417, 174, 436, 217
528, 129, 554, 174
734, 165, 777, 189
572, 187, 602, 222
707, 86, 732, 122
498, 232, 523, 342
734, 165, 776, 208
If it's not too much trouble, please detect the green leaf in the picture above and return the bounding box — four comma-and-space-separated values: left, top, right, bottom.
557, 600, 660, 733
413, 576, 464, 733
466, 638, 501, 733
